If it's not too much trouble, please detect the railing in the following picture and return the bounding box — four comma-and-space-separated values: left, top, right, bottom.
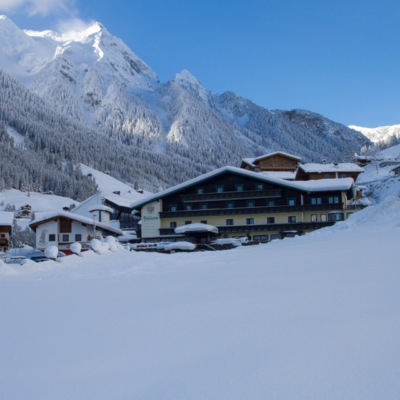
160, 203, 344, 219
160, 221, 334, 236
180, 189, 282, 202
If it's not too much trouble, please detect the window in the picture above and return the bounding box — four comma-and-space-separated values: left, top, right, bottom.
226, 201, 234, 209
320, 214, 327, 222
311, 198, 322, 205
48, 234, 56, 241
287, 198, 296, 206
216, 186, 224, 193
328, 197, 339, 204
200, 203, 208, 210
169, 204, 177, 212
310, 214, 317, 222
263, 163, 269, 166
341, 174, 346, 178
235, 184, 244, 192
325, 174, 330, 179
200, 220, 207, 224
288, 216, 296, 223
267, 199, 275, 207
254, 235, 269, 241
196, 187, 204, 194
170, 222, 177, 228
226, 219, 234, 225
284, 163, 292, 166
185, 204, 192, 211
329, 213, 344, 222
0, 234, 5, 238
75, 234, 82, 241
62, 234, 69, 242
255, 184, 263, 190
246, 218, 254, 225
273, 163, 279, 166
267, 217, 275, 224
247, 200, 255, 207
271, 234, 282, 240
184, 221, 192, 225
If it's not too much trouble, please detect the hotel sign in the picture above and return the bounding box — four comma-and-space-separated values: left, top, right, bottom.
141, 200, 162, 238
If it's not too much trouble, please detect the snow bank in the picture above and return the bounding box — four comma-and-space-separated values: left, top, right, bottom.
44, 246, 58, 259
90, 239, 102, 252
70, 243, 81, 255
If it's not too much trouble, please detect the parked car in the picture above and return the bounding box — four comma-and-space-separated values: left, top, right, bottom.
6, 256, 27, 265
27, 250, 66, 263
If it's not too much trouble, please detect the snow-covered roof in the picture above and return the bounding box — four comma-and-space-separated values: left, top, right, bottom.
0, 211, 14, 226
88, 205, 114, 213
261, 171, 296, 180
254, 151, 302, 162
298, 163, 364, 173
117, 234, 138, 242
30, 211, 123, 235
241, 152, 301, 167
175, 223, 219, 234
130, 166, 355, 209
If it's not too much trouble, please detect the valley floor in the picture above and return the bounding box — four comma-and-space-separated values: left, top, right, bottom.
0, 198, 399, 399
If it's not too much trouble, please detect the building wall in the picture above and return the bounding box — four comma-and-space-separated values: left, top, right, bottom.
296, 171, 361, 181
257, 155, 299, 172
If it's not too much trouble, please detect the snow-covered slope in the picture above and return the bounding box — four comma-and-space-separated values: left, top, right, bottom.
0, 15, 369, 170
1, 197, 399, 399
349, 124, 400, 144
80, 164, 151, 207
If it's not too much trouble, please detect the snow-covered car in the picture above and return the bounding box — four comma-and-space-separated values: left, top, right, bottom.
6, 256, 27, 265
27, 250, 66, 263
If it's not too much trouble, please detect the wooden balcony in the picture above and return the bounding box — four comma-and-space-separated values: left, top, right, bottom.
160, 203, 343, 219
180, 189, 282, 203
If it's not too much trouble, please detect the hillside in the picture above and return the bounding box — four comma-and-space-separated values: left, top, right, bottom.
350, 124, 400, 147
0, 15, 370, 196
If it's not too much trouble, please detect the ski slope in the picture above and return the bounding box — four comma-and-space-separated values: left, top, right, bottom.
0, 197, 399, 399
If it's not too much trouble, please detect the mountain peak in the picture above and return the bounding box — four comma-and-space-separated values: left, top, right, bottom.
171, 69, 202, 86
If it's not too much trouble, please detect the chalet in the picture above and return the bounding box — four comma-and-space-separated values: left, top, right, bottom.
354, 155, 399, 167
70, 192, 140, 231
29, 211, 123, 255
295, 163, 364, 181
0, 212, 13, 252
391, 165, 400, 176
240, 152, 301, 173
130, 166, 357, 243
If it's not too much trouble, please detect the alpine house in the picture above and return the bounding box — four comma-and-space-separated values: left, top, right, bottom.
130, 166, 358, 243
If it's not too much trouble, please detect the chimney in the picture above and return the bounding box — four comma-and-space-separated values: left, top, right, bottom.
322, 159, 326, 165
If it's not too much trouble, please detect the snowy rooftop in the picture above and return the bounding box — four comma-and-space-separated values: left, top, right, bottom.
88, 205, 114, 214
0, 211, 14, 226
30, 211, 123, 235
130, 166, 355, 209
261, 171, 296, 180
175, 223, 219, 234
299, 163, 364, 173
242, 152, 301, 167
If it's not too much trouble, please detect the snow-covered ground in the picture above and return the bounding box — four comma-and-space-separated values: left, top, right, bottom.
0, 197, 399, 399
80, 164, 151, 207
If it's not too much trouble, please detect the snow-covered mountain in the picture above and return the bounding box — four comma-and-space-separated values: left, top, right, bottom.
349, 124, 400, 144
0, 15, 371, 193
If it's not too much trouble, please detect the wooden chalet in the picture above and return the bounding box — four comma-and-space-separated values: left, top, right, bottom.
0, 212, 14, 253
130, 166, 358, 243
240, 152, 301, 173
295, 163, 364, 181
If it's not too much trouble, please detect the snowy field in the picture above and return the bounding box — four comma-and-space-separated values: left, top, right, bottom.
0, 198, 399, 399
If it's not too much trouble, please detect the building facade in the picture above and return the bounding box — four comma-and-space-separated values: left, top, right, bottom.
0, 212, 13, 252
131, 167, 357, 243
295, 163, 364, 181
240, 152, 301, 172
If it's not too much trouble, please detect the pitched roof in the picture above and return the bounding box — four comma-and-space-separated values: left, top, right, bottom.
130, 166, 355, 209
241, 152, 301, 167
0, 211, 14, 226
298, 163, 364, 173
29, 211, 123, 235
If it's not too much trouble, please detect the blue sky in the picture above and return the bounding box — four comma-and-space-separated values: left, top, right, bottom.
3, 0, 400, 127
